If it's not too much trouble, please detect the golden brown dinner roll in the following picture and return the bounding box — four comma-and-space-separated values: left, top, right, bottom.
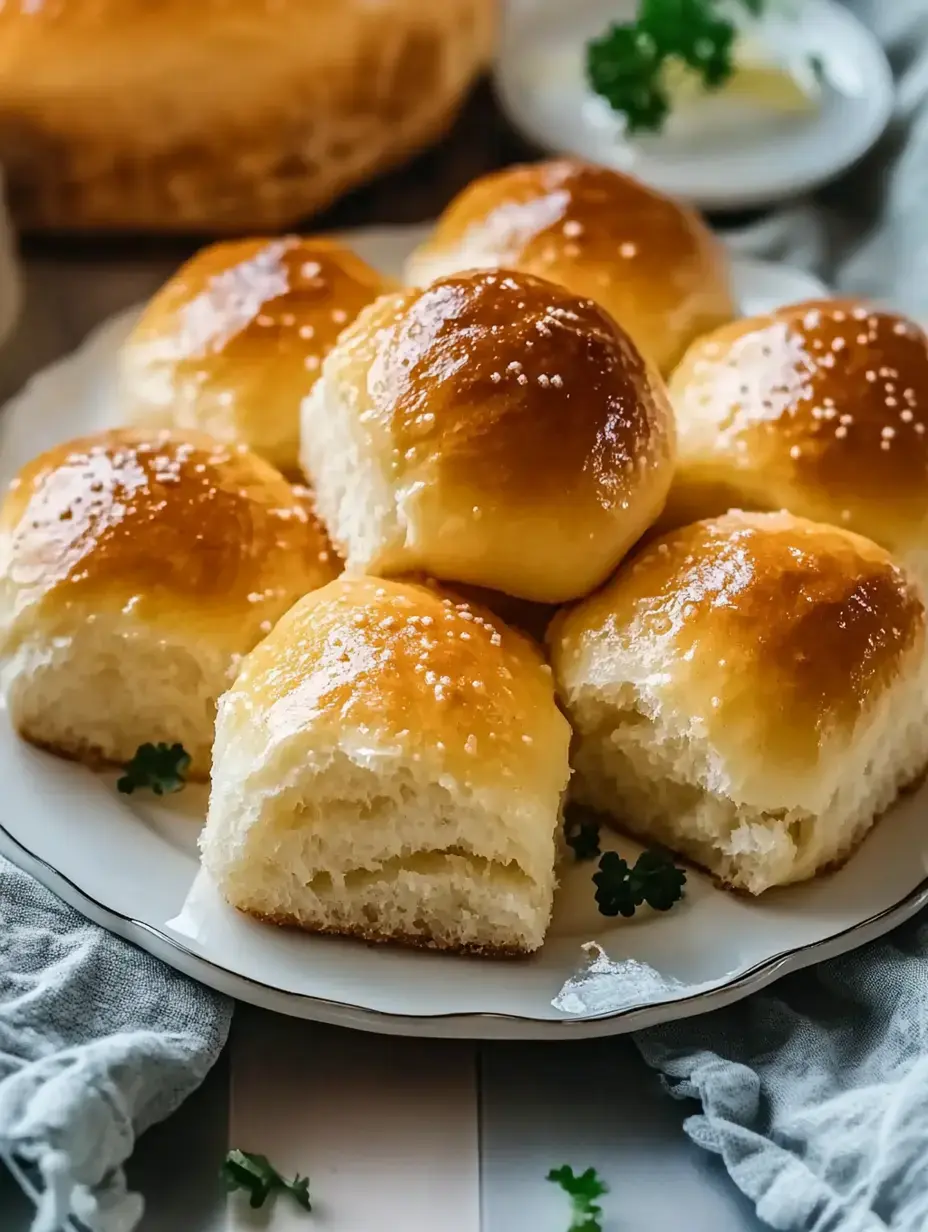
0, 0, 495, 232
405, 159, 735, 374
666, 300, 928, 590
0, 429, 339, 777
301, 269, 676, 604
120, 237, 394, 478
201, 576, 571, 955
549, 510, 928, 895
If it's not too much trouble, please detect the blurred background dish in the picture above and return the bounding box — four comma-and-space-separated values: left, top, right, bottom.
0, 0, 495, 233
495, 0, 893, 212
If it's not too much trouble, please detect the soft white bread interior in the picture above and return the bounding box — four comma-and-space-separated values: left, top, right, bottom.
0, 0, 496, 232
301, 268, 676, 604
549, 510, 928, 895
405, 158, 735, 374
0, 429, 339, 777
200, 575, 571, 954
666, 300, 928, 593
120, 236, 394, 479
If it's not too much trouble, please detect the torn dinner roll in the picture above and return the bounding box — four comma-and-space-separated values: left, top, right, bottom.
549, 510, 928, 895
201, 576, 571, 954
0, 429, 338, 777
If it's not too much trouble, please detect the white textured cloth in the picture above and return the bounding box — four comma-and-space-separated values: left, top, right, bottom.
0, 857, 231, 1232
637, 914, 928, 1232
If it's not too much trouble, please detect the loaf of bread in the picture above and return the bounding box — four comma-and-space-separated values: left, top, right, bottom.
406, 159, 735, 374
201, 576, 571, 954
549, 510, 928, 894
301, 268, 676, 603
665, 300, 928, 592
0, 0, 495, 232
120, 236, 394, 477
0, 429, 338, 776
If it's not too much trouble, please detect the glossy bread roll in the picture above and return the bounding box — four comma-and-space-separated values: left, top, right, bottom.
405, 159, 735, 374
201, 576, 571, 954
0, 430, 339, 776
549, 511, 928, 895
301, 269, 676, 604
0, 0, 495, 232
120, 237, 394, 478
666, 300, 928, 589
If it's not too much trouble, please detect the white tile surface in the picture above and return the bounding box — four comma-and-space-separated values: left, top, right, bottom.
227, 1008, 481, 1232
480, 1039, 763, 1231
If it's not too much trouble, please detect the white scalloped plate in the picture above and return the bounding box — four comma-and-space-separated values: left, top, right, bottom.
3, 226, 925, 1041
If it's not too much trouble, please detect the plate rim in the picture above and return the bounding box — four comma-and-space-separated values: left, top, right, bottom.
4, 817, 928, 1041
2, 233, 910, 1041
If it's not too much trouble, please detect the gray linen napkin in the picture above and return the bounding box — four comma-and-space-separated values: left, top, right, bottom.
633, 4, 928, 1229
0, 856, 232, 1232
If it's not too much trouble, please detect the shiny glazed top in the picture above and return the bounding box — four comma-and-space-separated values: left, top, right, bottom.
668, 300, 928, 551
225, 574, 571, 793
130, 236, 392, 372
122, 237, 394, 474
365, 268, 674, 511
551, 510, 924, 774
0, 428, 338, 637
406, 158, 735, 373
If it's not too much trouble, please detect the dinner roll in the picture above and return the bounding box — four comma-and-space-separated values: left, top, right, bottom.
0, 0, 495, 232
405, 159, 734, 374
549, 511, 928, 895
301, 269, 676, 604
0, 430, 338, 777
120, 237, 394, 478
201, 576, 571, 954
666, 301, 928, 590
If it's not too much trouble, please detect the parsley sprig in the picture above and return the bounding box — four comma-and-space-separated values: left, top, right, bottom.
593, 848, 686, 917
220, 1149, 311, 1212
586, 0, 766, 133
564, 815, 602, 862
116, 742, 191, 796
548, 1165, 609, 1231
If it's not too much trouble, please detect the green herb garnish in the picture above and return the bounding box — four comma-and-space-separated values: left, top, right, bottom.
547, 1165, 609, 1231
593, 848, 686, 917
116, 742, 191, 796
564, 816, 602, 862
586, 0, 765, 133
220, 1149, 311, 1212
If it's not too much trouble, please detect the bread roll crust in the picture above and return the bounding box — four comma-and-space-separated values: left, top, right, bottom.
227, 575, 566, 792
1, 428, 334, 633
0, 429, 339, 774
556, 512, 922, 772
120, 237, 394, 476
0, 0, 495, 232
202, 576, 571, 954
302, 269, 676, 603
406, 159, 734, 373
666, 301, 928, 563
550, 511, 928, 892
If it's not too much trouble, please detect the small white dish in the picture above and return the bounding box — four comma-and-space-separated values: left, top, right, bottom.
0, 225, 870, 1042
495, 0, 894, 212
